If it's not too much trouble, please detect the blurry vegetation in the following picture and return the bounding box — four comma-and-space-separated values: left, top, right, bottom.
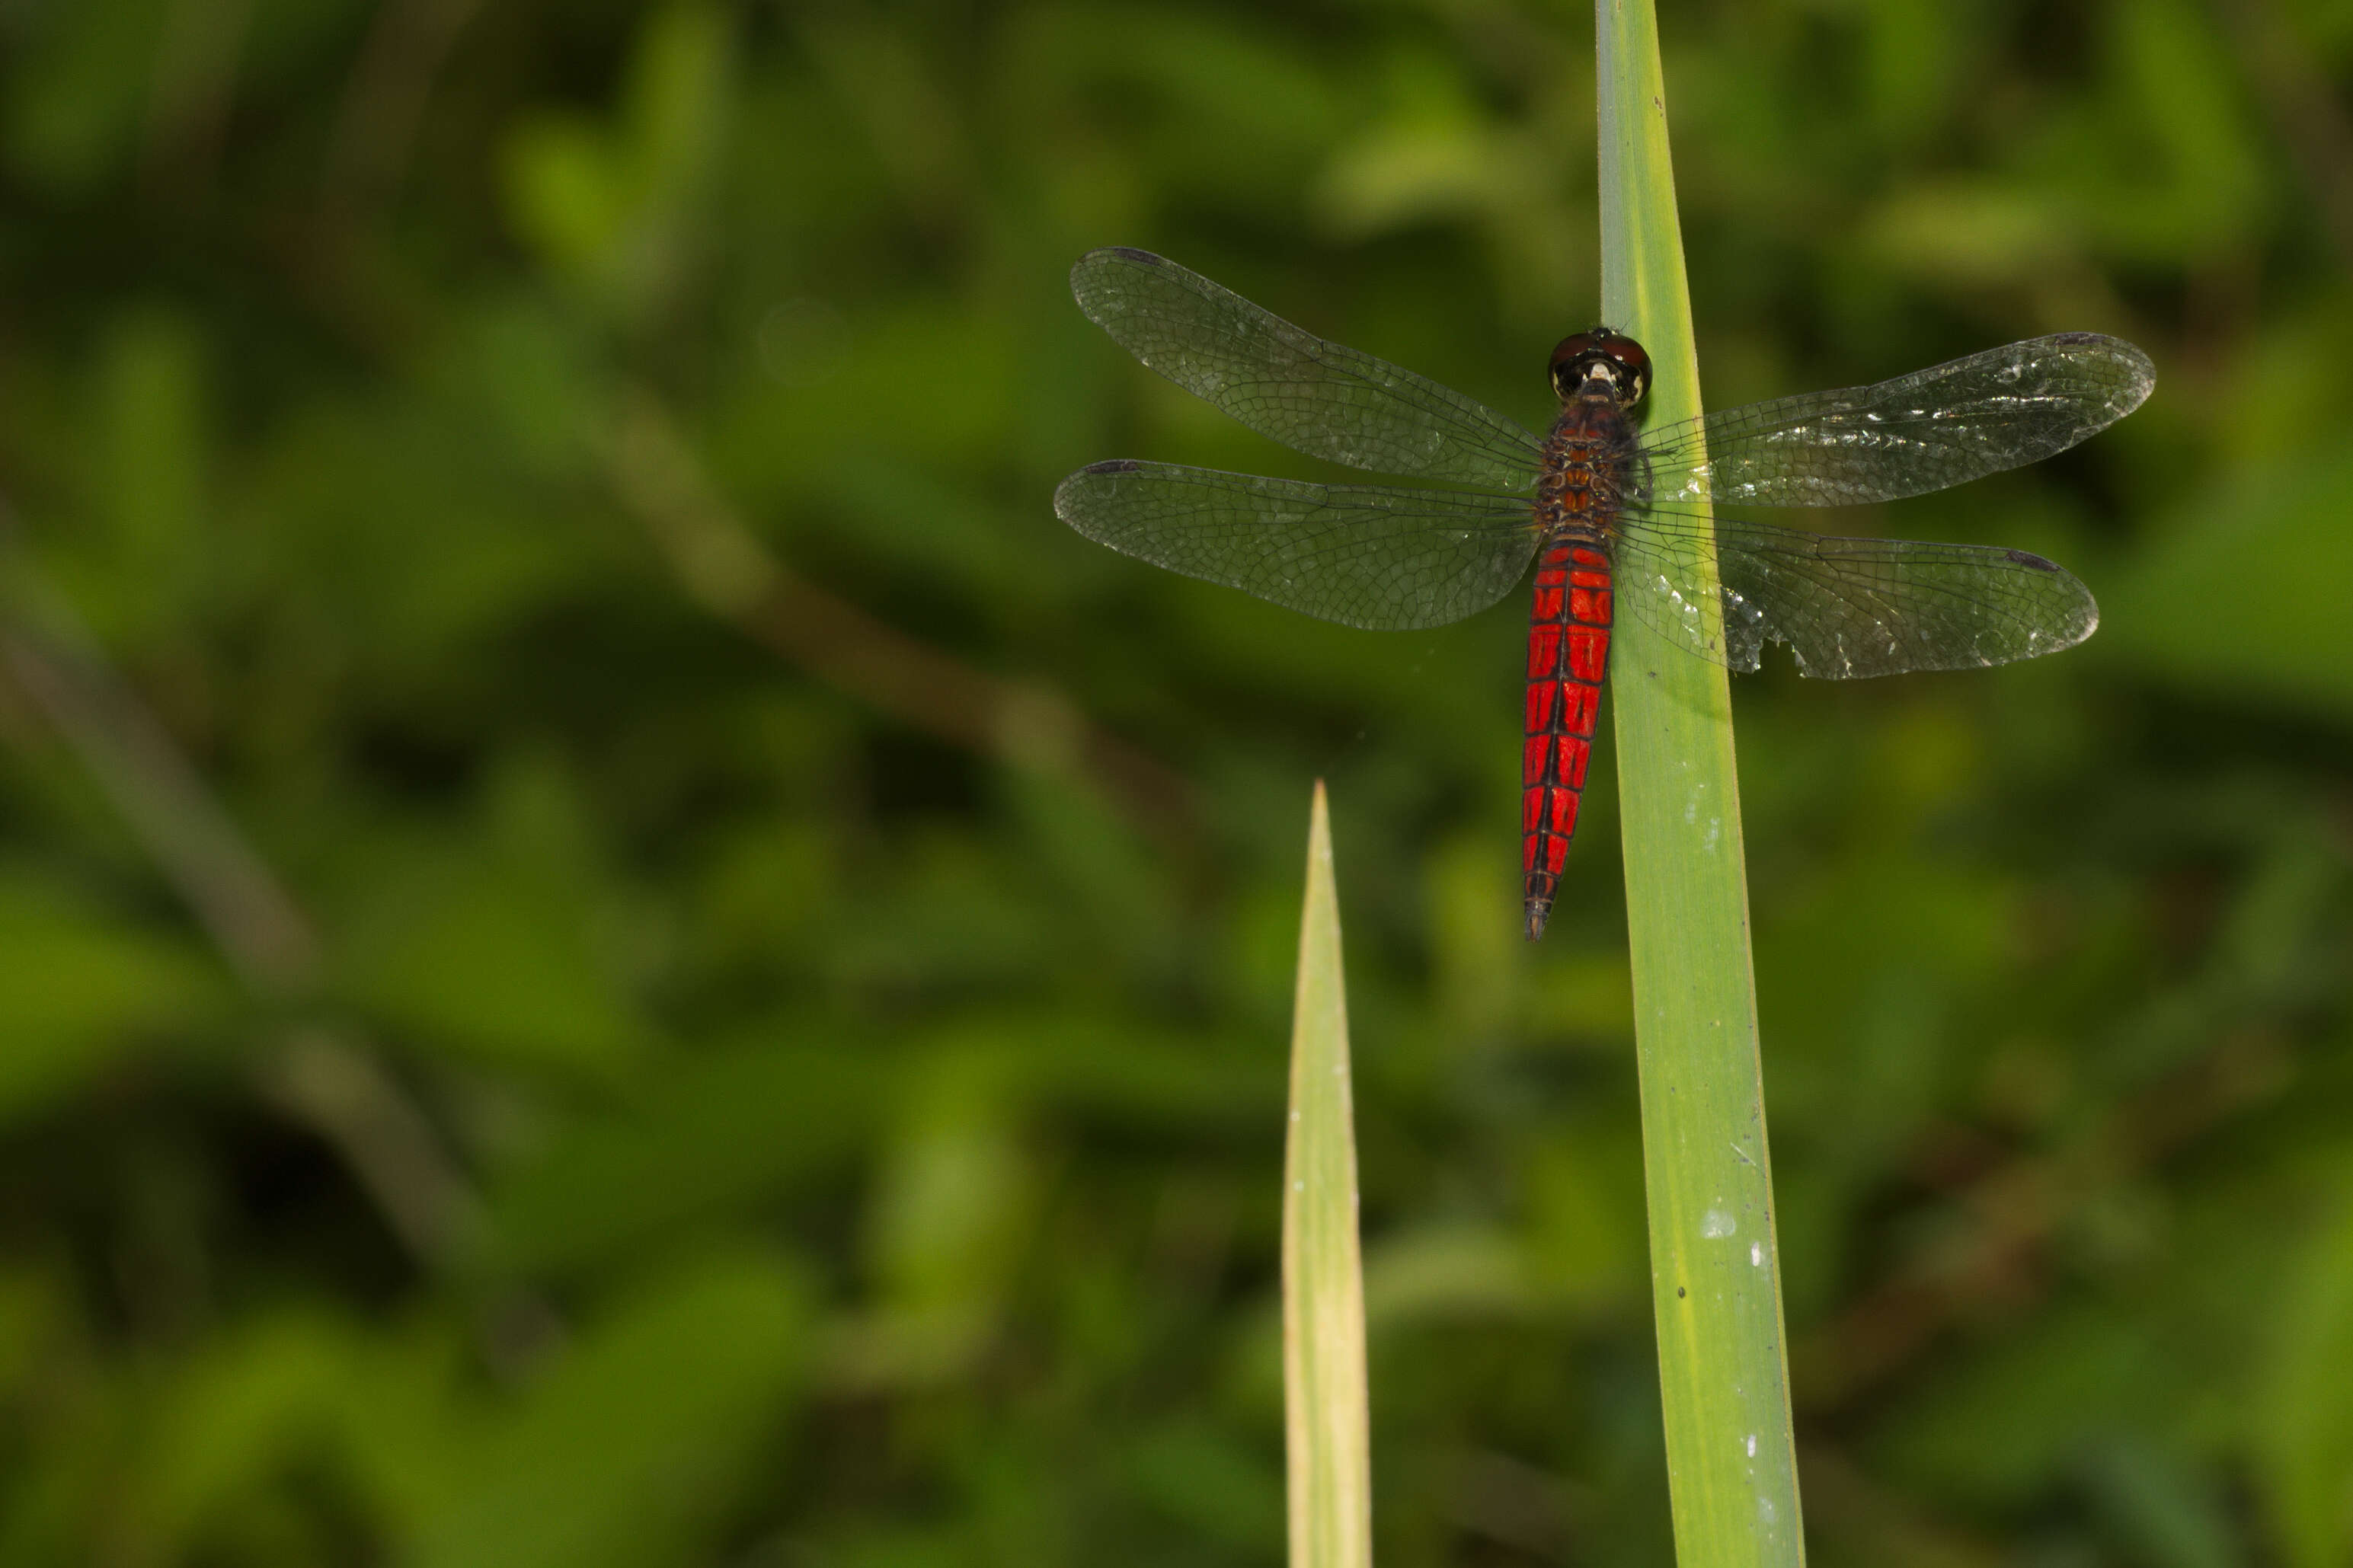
0, 0, 2348, 1564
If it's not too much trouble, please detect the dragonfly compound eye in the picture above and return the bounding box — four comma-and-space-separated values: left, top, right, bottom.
1602, 337, 1652, 407
1549, 327, 1652, 406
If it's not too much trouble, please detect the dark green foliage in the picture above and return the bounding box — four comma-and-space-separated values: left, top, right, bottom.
0, 0, 2347, 1563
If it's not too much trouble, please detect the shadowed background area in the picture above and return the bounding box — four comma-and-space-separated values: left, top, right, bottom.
0, 1, 2349, 1563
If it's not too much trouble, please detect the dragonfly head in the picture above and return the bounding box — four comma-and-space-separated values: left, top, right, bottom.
1549, 328, 1652, 409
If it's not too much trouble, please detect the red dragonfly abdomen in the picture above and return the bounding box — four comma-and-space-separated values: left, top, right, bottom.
1522, 539, 1612, 939
1521, 378, 1634, 941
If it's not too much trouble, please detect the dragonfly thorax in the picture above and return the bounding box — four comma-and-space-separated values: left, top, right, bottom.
1535, 398, 1640, 541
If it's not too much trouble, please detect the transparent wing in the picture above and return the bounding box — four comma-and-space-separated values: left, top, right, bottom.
1072, 247, 1545, 492
1613, 506, 2099, 678
1637, 334, 2155, 507
1054, 461, 1540, 631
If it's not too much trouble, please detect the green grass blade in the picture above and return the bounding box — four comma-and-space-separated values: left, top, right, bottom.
1284, 780, 1372, 1568
1594, 4, 1806, 1564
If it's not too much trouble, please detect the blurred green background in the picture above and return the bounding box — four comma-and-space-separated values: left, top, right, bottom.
1, 0, 2349, 1563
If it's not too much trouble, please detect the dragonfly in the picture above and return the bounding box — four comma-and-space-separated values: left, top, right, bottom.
1053, 247, 2154, 940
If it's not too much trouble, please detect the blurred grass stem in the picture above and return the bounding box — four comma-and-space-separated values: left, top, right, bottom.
0, 504, 477, 1262
603, 388, 1197, 847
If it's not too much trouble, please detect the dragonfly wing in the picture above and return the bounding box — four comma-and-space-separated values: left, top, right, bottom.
1614, 509, 2099, 678
1055, 461, 1540, 631
1072, 248, 1545, 491
1638, 334, 2154, 507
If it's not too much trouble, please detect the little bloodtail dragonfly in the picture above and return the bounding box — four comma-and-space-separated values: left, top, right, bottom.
1053, 247, 2153, 940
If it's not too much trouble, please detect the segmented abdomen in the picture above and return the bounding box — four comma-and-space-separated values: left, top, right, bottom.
1521, 538, 1613, 940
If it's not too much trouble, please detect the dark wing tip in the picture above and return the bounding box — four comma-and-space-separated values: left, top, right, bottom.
1070, 248, 1175, 317
2003, 549, 2102, 656
2044, 331, 2158, 416
1074, 246, 1165, 276
1053, 460, 1143, 524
